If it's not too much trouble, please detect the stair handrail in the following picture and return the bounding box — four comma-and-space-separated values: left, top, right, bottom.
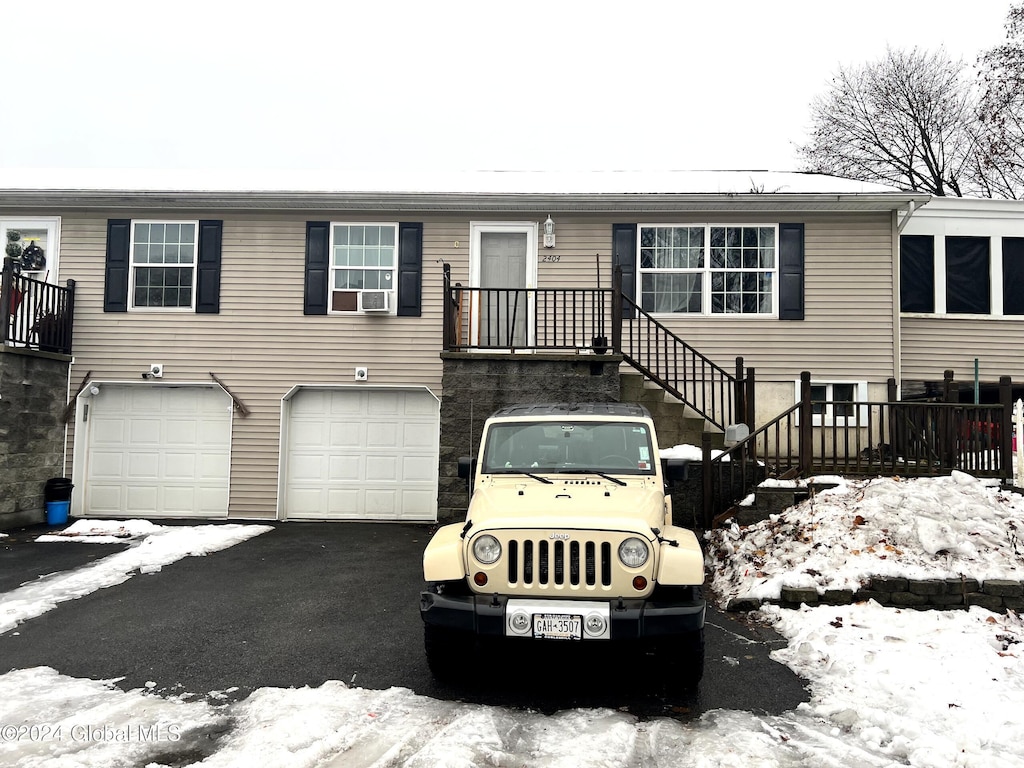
616, 291, 741, 431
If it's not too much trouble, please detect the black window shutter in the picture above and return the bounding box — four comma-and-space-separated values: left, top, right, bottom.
195, 220, 223, 314
397, 222, 423, 317
899, 235, 935, 313
778, 223, 805, 320
612, 223, 637, 319
104, 219, 131, 312
304, 222, 330, 315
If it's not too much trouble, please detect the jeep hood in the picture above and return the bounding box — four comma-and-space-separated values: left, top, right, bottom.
466, 478, 667, 531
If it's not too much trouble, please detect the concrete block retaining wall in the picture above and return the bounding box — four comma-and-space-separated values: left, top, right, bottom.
726, 576, 1024, 614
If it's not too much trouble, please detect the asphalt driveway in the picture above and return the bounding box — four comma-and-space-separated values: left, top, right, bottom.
0, 521, 808, 721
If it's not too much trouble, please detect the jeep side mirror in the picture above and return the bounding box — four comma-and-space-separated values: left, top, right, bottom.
662, 457, 688, 485
458, 455, 476, 485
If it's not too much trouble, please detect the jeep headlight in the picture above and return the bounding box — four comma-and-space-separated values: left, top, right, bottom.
618, 537, 649, 568
472, 534, 502, 564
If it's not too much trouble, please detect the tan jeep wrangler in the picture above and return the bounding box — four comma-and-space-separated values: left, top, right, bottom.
420, 402, 705, 687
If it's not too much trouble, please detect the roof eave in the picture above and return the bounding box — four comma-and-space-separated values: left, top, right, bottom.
0, 189, 932, 214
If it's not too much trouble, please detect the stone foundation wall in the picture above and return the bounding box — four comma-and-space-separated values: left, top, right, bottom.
726, 576, 1024, 614
437, 353, 622, 523
0, 347, 71, 530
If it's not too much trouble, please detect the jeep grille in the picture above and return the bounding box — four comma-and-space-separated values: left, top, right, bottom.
508, 539, 613, 587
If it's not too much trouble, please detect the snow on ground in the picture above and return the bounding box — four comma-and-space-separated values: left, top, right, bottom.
2, 484, 1024, 766
707, 471, 1024, 603
1, 520, 272, 635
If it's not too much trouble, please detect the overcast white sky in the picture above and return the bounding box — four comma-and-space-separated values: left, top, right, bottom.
0, 1, 1015, 175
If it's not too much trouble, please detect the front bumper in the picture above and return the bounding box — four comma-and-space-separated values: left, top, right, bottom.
419, 590, 705, 639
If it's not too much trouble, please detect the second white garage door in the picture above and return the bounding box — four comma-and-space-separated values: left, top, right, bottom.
282, 387, 439, 521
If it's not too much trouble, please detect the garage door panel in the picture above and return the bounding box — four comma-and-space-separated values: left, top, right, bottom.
403, 422, 439, 448
89, 451, 125, 478
328, 455, 361, 481
164, 453, 198, 479
329, 422, 362, 447
88, 485, 123, 513
82, 385, 230, 519
290, 420, 327, 447
284, 388, 438, 521
402, 455, 437, 481
366, 422, 399, 448
326, 488, 361, 514
127, 452, 160, 478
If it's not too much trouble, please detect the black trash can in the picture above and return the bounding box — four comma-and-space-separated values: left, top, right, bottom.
44, 477, 74, 502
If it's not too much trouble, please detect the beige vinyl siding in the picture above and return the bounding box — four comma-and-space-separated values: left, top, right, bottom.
529, 212, 897, 383
57, 208, 897, 519
62, 212, 450, 520
901, 317, 1024, 383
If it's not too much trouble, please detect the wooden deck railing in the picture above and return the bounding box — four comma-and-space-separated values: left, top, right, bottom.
701, 372, 1016, 527
1, 257, 75, 355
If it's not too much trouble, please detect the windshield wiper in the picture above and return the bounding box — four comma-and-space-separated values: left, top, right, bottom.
559, 469, 627, 486
490, 470, 553, 484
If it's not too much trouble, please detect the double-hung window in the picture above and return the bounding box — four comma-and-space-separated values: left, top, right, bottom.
639, 225, 777, 314
798, 380, 868, 426
329, 223, 397, 312
129, 221, 198, 309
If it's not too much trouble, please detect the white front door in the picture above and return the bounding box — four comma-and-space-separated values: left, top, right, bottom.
470, 222, 538, 348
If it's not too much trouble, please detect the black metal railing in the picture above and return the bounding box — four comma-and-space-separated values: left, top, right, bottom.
616, 292, 742, 431
1, 257, 75, 355
443, 264, 613, 352
701, 372, 1016, 527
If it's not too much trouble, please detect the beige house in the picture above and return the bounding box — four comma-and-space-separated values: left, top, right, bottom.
0, 170, 931, 523
899, 196, 1024, 399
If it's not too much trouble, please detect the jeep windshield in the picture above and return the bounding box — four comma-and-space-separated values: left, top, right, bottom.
481, 420, 657, 476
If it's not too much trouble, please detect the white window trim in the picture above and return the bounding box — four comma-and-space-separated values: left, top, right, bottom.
0, 216, 61, 282
468, 221, 540, 350
128, 219, 199, 312
637, 223, 779, 318
795, 379, 869, 427
328, 221, 399, 315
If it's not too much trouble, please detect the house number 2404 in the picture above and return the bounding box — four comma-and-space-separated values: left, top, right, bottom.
542, 253, 561, 263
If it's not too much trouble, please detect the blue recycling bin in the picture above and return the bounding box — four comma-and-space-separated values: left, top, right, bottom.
46, 500, 70, 525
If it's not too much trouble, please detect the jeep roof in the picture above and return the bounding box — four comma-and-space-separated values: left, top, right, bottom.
488, 402, 651, 419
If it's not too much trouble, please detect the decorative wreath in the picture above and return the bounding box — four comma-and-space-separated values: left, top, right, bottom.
21, 242, 46, 271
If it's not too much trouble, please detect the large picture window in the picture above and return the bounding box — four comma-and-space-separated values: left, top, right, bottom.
130, 221, 198, 309
639, 225, 776, 314
329, 223, 397, 312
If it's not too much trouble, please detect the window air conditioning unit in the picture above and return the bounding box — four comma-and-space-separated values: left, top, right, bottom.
358, 290, 390, 313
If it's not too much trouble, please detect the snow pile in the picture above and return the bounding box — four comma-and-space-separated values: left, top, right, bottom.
35, 519, 164, 544
707, 472, 1024, 603
767, 602, 1024, 766
0, 521, 272, 634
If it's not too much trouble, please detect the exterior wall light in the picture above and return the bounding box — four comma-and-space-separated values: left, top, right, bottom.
543, 215, 556, 248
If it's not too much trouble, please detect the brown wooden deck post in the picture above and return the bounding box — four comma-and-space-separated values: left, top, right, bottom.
799, 371, 813, 475
942, 370, 957, 470
734, 357, 745, 428
1000, 376, 1013, 479
701, 431, 713, 529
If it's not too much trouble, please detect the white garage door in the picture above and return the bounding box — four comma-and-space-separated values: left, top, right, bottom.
78, 385, 231, 518
283, 387, 439, 521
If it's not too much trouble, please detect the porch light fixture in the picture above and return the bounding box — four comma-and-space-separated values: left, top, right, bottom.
543, 215, 556, 248
89, 385, 100, 396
